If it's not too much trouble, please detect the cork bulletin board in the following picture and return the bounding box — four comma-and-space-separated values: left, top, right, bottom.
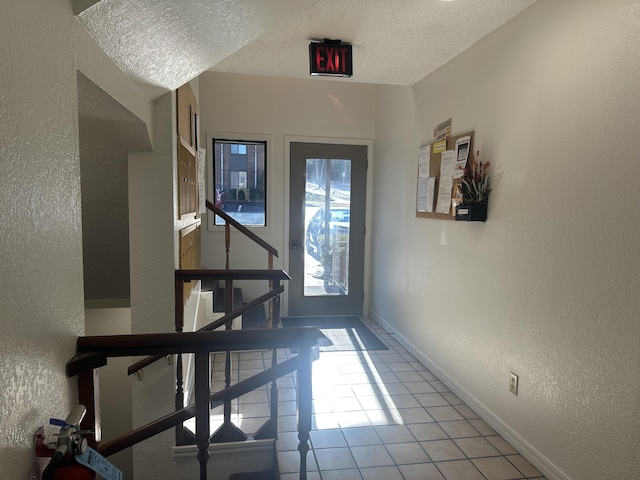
416, 130, 474, 220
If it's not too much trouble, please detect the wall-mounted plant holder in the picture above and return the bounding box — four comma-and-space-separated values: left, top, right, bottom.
455, 198, 488, 222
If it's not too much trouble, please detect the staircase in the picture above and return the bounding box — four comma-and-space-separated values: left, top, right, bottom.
175, 287, 276, 479
67, 322, 328, 479
63, 201, 330, 480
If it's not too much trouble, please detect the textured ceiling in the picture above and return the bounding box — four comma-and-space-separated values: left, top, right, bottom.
79, 0, 538, 99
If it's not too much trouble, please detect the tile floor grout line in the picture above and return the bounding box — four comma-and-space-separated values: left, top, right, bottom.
209, 335, 545, 480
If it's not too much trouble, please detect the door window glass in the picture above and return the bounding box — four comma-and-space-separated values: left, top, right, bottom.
304, 158, 351, 296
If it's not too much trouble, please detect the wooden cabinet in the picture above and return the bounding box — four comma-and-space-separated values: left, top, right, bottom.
179, 222, 200, 270
178, 138, 198, 219
176, 82, 201, 301
177, 83, 199, 151
179, 222, 201, 300
176, 83, 199, 219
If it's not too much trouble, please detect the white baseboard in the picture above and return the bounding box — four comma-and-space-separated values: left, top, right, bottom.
368, 308, 570, 480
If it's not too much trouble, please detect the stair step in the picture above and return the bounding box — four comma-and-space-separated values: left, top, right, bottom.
242, 303, 267, 329
201, 279, 243, 312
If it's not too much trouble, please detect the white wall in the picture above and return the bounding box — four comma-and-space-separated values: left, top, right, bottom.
0, 2, 151, 479
80, 118, 131, 305
371, 1, 640, 479
85, 308, 133, 479
127, 78, 203, 479
129, 92, 180, 479
197, 72, 376, 304
0, 3, 83, 477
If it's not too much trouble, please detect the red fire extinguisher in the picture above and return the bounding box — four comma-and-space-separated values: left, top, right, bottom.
35, 405, 96, 480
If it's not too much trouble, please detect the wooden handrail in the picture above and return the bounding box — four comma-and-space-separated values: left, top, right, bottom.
98, 356, 301, 458
70, 327, 331, 476
100, 200, 293, 476
127, 285, 284, 375
74, 200, 301, 476
197, 286, 284, 332
126, 269, 290, 376
206, 200, 278, 257
175, 268, 290, 282
72, 327, 329, 359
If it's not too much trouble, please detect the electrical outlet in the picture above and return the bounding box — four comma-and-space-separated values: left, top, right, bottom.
509, 372, 519, 395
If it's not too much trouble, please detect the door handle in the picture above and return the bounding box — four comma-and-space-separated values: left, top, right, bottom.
290, 240, 300, 249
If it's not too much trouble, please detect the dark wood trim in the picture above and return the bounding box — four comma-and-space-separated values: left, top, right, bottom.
206, 200, 278, 257
195, 352, 210, 479
297, 347, 313, 480
66, 352, 106, 378
201, 285, 284, 332
127, 285, 285, 375
76, 327, 330, 357
97, 356, 300, 458
175, 269, 290, 282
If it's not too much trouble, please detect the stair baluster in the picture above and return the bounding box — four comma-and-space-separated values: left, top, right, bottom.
175, 276, 185, 445
254, 278, 282, 440
211, 279, 247, 443
195, 351, 210, 480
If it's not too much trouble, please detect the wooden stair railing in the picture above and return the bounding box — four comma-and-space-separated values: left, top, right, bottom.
111, 197, 291, 475
101, 355, 300, 457
173, 269, 291, 445
126, 269, 290, 445
205, 200, 279, 328
206, 200, 277, 260
67, 328, 331, 480
173, 269, 290, 337
127, 284, 284, 375
127, 270, 289, 376
205, 200, 278, 324
198, 201, 285, 442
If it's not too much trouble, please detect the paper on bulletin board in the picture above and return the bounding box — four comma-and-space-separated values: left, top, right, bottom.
434, 118, 452, 140
432, 139, 446, 154
435, 176, 453, 214
440, 150, 456, 178
455, 136, 470, 167
417, 177, 436, 212
426, 177, 435, 212
418, 145, 430, 178
417, 177, 428, 212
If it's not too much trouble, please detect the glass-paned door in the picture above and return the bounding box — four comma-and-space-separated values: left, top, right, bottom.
288, 142, 367, 316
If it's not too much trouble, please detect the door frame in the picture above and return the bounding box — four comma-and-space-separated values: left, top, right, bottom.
283, 135, 374, 317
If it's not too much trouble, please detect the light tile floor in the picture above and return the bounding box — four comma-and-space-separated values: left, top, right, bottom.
207, 318, 547, 480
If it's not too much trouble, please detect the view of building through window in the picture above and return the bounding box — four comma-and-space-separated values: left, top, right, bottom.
212, 139, 266, 226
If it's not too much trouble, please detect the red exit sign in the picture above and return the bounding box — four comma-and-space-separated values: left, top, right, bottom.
309, 41, 353, 77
